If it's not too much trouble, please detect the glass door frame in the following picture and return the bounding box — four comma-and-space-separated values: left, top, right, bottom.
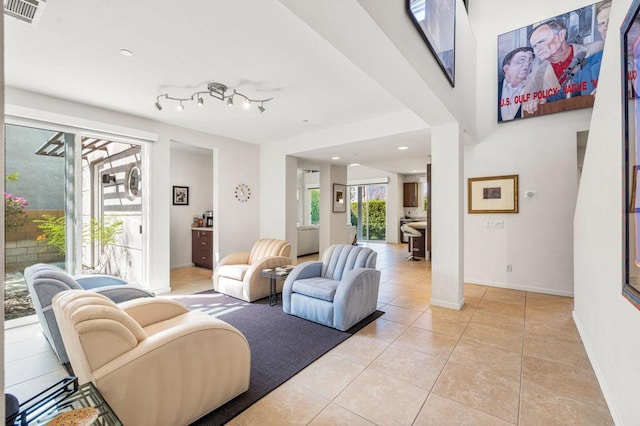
5, 116, 150, 284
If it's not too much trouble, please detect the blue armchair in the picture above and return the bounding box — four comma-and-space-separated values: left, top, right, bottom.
282, 244, 380, 331
24, 263, 154, 365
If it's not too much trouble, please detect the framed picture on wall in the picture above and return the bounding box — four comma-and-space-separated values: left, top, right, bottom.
406, 0, 456, 87
333, 184, 347, 213
468, 175, 519, 214
173, 186, 189, 206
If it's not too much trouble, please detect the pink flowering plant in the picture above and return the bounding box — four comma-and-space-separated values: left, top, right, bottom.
5, 172, 28, 231
5, 192, 28, 231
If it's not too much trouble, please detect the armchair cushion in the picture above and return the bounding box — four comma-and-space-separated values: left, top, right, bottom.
292, 277, 339, 302
214, 238, 292, 302
283, 245, 381, 331
217, 264, 250, 281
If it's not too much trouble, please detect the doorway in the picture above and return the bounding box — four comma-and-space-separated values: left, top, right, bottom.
348, 184, 387, 241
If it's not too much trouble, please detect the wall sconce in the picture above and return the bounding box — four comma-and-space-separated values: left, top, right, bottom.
154, 82, 273, 113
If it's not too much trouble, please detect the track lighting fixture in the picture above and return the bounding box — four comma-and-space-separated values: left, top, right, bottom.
154, 82, 273, 113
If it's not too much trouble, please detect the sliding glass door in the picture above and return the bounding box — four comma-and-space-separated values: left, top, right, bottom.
348, 184, 387, 241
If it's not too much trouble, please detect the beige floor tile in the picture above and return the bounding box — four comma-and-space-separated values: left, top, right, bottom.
449, 339, 522, 381
368, 343, 446, 390
461, 322, 524, 354
334, 369, 429, 425
376, 289, 395, 304
388, 295, 431, 311
525, 292, 573, 314
523, 333, 590, 368
290, 353, 365, 400
394, 326, 459, 359
355, 317, 408, 343
433, 362, 520, 424
5, 350, 66, 387
477, 298, 525, 319
412, 307, 473, 338
414, 393, 514, 426
330, 334, 390, 367
375, 304, 423, 325
519, 381, 613, 425
5, 369, 70, 402
483, 287, 526, 304
522, 355, 607, 407
228, 381, 328, 426
308, 403, 375, 426
470, 310, 525, 335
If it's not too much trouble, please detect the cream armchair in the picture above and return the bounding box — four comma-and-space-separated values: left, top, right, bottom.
214, 238, 292, 302
53, 290, 250, 426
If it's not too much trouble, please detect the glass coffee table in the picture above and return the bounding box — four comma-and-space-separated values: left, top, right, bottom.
9, 377, 122, 425
261, 268, 292, 306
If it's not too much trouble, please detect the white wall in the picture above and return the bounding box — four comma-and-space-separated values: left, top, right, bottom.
6, 88, 261, 293
169, 144, 213, 269
465, 0, 593, 296
574, 0, 640, 423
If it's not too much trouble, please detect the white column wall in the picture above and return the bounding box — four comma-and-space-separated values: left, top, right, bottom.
431, 122, 464, 309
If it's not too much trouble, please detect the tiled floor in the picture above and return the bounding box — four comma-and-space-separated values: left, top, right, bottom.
4, 243, 613, 425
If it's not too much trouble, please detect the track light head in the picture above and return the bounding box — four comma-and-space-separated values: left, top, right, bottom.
177, 102, 184, 111
197, 97, 204, 107
258, 104, 265, 113
227, 96, 234, 107
243, 98, 251, 109
155, 101, 163, 111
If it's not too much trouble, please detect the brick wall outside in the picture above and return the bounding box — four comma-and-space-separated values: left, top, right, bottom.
5, 209, 65, 273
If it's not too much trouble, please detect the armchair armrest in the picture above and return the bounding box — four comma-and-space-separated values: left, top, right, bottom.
245, 255, 291, 282
119, 298, 190, 327
75, 274, 129, 290
333, 268, 381, 331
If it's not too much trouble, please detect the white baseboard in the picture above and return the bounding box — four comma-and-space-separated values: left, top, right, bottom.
170, 263, 195, 270
153, 286, 173, 295
430, 297, 465, 310
465, 278, 573, 297
572, 312, 622, 426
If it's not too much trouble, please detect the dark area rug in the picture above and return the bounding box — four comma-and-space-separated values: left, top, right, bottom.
168, 290, 383, 426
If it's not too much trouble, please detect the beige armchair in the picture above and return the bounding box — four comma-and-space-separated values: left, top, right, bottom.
52, 290, 250, 426
214, 238, 292, 302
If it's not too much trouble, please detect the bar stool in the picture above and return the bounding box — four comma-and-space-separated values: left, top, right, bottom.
400, 224, 422, 261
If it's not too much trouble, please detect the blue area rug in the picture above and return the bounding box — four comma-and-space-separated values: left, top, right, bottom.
168, 290, 383, 426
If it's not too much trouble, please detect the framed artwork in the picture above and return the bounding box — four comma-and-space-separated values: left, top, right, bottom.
173, 186, 189, 206
468, 175, 519, 214
497, 1, 609, 122
622, 0, 640, 308
333, 184, 347, 213
406, 0, 456, 87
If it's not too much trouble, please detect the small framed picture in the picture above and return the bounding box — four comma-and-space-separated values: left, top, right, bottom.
333, 183, 347, 213
173, 186, 189, 206
468, 175, 518, 213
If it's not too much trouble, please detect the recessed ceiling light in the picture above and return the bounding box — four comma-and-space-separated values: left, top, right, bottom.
120, 49, 133, 57
411, 169, 421, 173
348, 163, 360, 167
398, 146, 409, 150
331, 156, 340, 160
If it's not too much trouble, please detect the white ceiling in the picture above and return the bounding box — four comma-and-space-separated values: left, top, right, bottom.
5, 0, 431, 175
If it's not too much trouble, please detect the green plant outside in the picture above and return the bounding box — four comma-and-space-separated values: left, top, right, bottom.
310, 189, 320, 225
351, 199, 386, 240
34, 215, 124, 256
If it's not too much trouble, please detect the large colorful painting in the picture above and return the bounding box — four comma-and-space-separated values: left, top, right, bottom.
623, 0, 640, 309
497, 1, 610, 122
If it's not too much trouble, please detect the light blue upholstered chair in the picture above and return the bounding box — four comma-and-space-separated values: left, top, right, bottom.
24, 263, 155, 365
282, 244, 381, 331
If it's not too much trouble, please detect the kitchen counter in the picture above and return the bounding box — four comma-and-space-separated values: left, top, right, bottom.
191, 227, 213, 231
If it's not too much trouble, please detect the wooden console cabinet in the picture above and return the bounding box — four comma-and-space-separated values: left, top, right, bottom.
192, 229, 213, 269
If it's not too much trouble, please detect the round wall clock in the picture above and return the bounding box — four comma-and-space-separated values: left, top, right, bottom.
235, 183, 251, 202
